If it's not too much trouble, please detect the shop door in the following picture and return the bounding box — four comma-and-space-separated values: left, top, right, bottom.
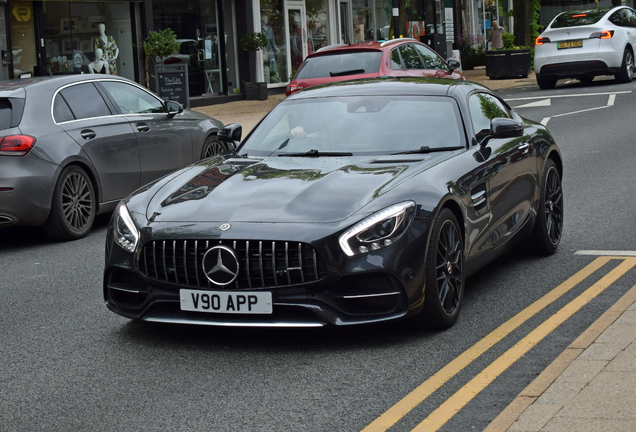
338, 0, 352, 44
286, 5, 308, 79
200, 1, 224, 95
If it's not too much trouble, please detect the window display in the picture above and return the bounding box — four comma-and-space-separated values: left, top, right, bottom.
260, 0, 287, 84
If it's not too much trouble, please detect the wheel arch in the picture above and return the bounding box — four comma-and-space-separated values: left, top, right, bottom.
55, 158, 102, 209
546, 148, 563, 179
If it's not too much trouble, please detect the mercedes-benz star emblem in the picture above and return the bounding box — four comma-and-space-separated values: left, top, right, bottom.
202, 245, 239, 286
220, 223, 231, 231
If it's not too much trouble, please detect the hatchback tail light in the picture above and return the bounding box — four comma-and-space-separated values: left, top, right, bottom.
590, 30, 614, 39
286, 84, 304, 96
0, 135, 36, 156
535, 37, 551, 45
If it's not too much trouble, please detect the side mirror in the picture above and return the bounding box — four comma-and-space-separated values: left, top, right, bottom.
218, 123, 242, 145
447, 59, 461, 74
490, 117, 524, 138
166, 100, 184, 117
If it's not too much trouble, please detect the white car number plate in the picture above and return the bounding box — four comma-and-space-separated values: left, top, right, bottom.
180, 289, 273, 314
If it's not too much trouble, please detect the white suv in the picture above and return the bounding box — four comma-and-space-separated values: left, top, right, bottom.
534, 6, 636, 89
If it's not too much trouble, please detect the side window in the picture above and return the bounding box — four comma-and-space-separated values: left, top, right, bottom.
100, 81, 165, 114
468, 93, 511, 141
414, 44, 447, 70
628, 9, 636, 27
53, 94, 75, 123
609, 10, 629, 26
398, 44, 425, 69
390, 48, 402, 69
59, 83, 112, 121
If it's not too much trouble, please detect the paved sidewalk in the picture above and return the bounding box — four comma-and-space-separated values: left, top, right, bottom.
196, 71, 636, 432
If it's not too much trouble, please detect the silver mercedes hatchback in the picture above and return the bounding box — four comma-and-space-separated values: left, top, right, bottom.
0, 74, 226, 240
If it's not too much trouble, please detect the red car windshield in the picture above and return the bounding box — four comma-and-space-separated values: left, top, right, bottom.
295, 51, 383, 79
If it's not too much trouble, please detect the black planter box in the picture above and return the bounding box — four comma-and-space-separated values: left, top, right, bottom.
244, 82, 268, 101
461, 55, 485, 70
486, 49, 531, 79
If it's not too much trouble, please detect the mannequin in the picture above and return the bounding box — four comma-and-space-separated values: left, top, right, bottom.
94, 23, 119, 75
261, 15, 280, 81
88, 48, 110, 74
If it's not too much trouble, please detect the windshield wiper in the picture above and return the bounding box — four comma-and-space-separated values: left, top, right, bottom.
390, 145, 465, 155
329, 69, 365, 77
278, 149, 353, 157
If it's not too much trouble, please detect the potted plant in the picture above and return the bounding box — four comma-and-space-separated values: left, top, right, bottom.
142, 28, 180, 89
456, 34, 486, 70
486, 33, 532, 79
239, 32, 269, 100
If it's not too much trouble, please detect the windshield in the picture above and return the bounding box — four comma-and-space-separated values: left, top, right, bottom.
295, 51, 383, 79
551, 8, 609, 28
238, 96, 466, 157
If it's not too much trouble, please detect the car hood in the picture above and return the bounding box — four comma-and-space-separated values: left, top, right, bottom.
144, 154, 445, 223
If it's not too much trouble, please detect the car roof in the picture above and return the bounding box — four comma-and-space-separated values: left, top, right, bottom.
0, 74, 138, 96
312, 38, 419, 56
285, 77, 482, 100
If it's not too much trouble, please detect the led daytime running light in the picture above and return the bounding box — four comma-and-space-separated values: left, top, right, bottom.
114, 204, 139, 253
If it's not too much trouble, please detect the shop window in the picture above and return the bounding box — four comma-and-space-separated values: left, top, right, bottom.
41, 1, 134, 80
307, 0, 331, 53
261, 0, 288, 84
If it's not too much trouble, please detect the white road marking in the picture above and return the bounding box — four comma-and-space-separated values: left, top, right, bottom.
505, 91, 631, 102
515, 99, 551, 108
575, 250, 636, 256
608, 94, 616, 106
541, 118, 550, 126
552, 105, 609, 118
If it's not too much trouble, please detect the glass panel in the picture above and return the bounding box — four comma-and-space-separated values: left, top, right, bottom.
307, 0, 330, 53
374, 0, 391, 40
101, 81, 165, 114
399, 44, 424, 69
9, 1, 37, 78
414, 44, 446, 69
153, 0, 223, 96
53, 95, 75, 123
40, 1, 134, 79
352, 0, 373, 42
288, 9, 304, 79
60, 83, 111, 120
390, 48, 402, 69
295, 51, 382, 78
261, 0, 287, 84
339, 1, 351, 44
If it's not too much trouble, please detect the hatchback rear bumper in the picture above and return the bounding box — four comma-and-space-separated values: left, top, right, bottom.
537, 60, 621, 80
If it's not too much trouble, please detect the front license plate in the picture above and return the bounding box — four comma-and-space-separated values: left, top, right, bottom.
180, 289, 273, 314
557, 40, 583, 49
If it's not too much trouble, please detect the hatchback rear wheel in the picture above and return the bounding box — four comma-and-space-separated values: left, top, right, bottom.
43, 165, 96, 241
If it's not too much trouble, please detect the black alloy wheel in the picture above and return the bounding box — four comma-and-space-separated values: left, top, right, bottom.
530, 159, 563, 255
201, 136, 226, 159
43, 165, 96, 241
416, 208, 465, 329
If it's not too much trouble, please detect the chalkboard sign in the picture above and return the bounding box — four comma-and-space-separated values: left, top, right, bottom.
155, 64, 190, 109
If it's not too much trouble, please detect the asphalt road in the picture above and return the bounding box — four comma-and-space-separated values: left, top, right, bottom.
2, 77, 636, 432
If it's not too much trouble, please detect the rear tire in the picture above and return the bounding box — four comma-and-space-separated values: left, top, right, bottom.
615, 49, 634, 83
530, 159, 563, 255
43, 165, 96, 241
200, 135, 226, 159
413, 208, 465, 329
536, 74, 557, 90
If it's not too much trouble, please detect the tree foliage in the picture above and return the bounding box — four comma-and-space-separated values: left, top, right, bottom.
142, 28, 180, 88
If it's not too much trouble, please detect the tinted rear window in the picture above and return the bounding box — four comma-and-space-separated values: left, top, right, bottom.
552, 8, 610, 28
295, 51, 383, 79
0, 98, 25, 131
59, 83, 111, 120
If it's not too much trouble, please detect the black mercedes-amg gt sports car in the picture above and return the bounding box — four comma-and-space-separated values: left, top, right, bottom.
104, 78, 563, 329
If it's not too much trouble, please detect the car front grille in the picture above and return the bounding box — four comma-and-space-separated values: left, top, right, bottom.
139, 239, 328, 289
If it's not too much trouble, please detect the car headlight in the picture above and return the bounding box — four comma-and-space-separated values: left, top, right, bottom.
339, 201, 416, 257
113, 203, 140, 253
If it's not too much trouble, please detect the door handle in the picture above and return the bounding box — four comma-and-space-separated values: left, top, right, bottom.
136, 123, 150, 133
80, 129, 96, 140
471, 190, 486, 206
518, 142, 530, 154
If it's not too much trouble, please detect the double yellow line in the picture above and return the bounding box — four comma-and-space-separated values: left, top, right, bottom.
362, 256, 636, 432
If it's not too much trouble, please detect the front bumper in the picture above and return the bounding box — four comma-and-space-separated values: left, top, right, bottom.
104, 219, 429, 327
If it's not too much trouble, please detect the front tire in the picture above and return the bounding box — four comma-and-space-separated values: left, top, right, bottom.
615, 49, 634, 83
201, 135, 226, 159
43, 165, 96, 241
530, 159, 563, 255
415, 208, 465, 329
